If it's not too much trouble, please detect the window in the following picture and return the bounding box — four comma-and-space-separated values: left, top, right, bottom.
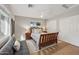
0, 9, 10, 35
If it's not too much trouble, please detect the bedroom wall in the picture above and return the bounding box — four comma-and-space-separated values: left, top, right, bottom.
47, 15, 79, 47
59, 15, 79, 46
47, 19, 60, 33
47, 20, 58, 33
15, 16, 45, 40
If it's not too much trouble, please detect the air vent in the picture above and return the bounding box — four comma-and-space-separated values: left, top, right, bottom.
28, 4, 33, 8
62, 4, 74, 9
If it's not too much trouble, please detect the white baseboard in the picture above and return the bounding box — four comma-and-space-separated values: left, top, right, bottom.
60, 39, 79, 47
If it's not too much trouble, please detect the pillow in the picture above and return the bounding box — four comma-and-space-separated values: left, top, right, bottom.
32, 28, 42, 33
13, 40, 20, 51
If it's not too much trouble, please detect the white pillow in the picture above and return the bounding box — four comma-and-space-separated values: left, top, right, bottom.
13, 40, 20, 51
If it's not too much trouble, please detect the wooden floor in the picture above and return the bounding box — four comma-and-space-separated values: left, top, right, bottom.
32, 40, 79, 55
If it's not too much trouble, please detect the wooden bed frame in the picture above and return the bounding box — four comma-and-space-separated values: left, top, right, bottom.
29, 27, 59, 49
39, 32, 59, 49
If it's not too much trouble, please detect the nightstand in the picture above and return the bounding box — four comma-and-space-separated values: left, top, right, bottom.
25, 33, 32, 40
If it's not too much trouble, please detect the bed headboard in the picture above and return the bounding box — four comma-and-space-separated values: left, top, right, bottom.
30, 27, 43, 33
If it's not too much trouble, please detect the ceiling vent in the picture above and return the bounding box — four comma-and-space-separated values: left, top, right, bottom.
28, 4, 33, 8
62, 4, 74, 9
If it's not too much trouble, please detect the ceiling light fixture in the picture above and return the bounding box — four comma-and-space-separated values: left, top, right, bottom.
40, 12, 44, 18
40, 15, 43, 18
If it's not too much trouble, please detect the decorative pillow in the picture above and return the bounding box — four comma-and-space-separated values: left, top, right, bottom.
32, 28, 42, 33
13, 40, 20, 51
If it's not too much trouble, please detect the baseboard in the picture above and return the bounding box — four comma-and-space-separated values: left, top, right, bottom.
60, 39, 79, 47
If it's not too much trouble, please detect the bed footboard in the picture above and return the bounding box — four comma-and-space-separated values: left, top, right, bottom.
39, 32, 58, 49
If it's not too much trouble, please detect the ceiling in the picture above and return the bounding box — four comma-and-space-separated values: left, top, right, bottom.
9, 4, 78, 19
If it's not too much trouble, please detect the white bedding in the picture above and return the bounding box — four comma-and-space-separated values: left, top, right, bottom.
31, 33, 41, 47
31, 32, 47, 48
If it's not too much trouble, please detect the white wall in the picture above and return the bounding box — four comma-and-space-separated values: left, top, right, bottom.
15, 16, 44, 40
47, 20, 58, 33
47, 15, 79, 47
59, 15, 79, 46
